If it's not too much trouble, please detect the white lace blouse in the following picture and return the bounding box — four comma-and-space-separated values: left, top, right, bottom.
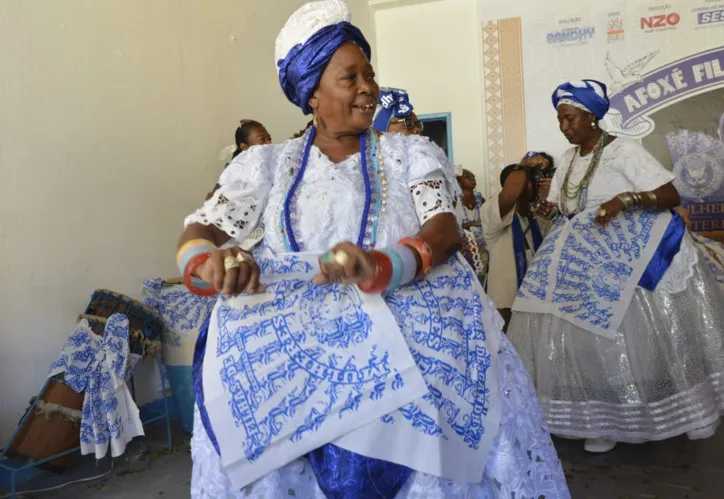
548, 137, 675, 213
185, 133, 459, 252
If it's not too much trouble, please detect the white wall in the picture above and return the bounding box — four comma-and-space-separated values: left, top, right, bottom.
374, 0, 488, 192
0, 0, 374, 445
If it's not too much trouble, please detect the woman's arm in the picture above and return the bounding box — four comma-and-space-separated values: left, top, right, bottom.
178, 223, 230, 250
418, 212, 462, 266
595, 182, 681, 226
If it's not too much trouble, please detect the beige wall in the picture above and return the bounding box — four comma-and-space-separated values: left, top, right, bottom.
0, 0, 374, 445
374, 0, 487, 192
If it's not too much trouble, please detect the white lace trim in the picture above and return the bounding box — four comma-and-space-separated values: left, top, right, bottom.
655, 232, 699, 294
409, 175, 455, 225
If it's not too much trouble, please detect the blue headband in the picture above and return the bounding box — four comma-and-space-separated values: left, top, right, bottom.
552, 79, 610, 119
277, 21, 371, 115
372, 88, 414, 132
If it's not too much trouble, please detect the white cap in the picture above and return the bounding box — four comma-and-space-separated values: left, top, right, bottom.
275, 0, 351, 73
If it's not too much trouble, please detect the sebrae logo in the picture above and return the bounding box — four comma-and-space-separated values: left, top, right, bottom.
640, 12, 681, 31
698, 9, 724, 25
607, 18, 625, 42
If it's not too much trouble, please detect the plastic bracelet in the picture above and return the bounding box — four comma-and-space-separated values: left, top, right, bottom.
358, 251, 393, 294
178, 246, 216, 277
388, 243, 418, 286
381, 248, 405, 290
399, 236, 433, 279
184, 253, 217, 296
177, 238, 217, 267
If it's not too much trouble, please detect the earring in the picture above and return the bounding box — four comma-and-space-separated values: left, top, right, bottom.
590, 121, 597, 130
313, 114, 319, 128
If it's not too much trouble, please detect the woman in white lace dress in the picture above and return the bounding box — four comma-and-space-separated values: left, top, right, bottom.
176, 1, 569, 498
508, 79, 724, 454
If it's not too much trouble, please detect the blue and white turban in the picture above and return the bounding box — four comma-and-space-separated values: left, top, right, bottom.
275, 0, 372, 115
552, 79, 610, 119
372, 87, 414, 132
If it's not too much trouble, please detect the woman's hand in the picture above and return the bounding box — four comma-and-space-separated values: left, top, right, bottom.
194, 247, 263, 297
595, 197, 626, 227
533, 200, 554, 218
313, 242, 376, 285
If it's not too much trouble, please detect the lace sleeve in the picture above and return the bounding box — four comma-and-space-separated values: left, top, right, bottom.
616, 139, 675, 192
184, 145, 276, 241
405, 135, 458, 226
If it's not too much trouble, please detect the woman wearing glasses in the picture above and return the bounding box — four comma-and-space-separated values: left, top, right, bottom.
373, 87, 423, 136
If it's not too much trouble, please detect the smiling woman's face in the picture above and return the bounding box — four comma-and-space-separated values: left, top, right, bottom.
309, 42, 380, 135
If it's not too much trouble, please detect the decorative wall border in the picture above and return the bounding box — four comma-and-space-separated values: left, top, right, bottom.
482, 18, 527, 195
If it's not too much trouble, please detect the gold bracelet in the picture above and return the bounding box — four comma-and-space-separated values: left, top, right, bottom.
616, 192, 635, 211
644, 191, 658, 209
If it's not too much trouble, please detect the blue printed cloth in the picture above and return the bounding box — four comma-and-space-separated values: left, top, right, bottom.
513, 209, 673, 339
48, 314, 144, 458
196, 251, 501, 490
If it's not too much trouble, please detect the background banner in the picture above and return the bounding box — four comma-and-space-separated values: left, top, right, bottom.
483, 0, 724, 240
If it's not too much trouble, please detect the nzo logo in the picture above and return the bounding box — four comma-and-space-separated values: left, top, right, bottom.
640, 13, 680, 30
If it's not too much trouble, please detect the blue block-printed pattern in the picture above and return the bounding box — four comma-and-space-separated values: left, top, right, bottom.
382, 256, 492, 450
48, 314, 140, 457
214, 278, 403, 464
517, 210, 658, 331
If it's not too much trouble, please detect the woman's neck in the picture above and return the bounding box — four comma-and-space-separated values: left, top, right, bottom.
462, 189, 476, 206
579, 131, 603, 156
314, 128, 362, 163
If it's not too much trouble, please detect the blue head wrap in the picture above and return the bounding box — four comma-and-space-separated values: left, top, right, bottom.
372, 88, 414, 132
276, 1, 371, 116
551, 79, 610, 119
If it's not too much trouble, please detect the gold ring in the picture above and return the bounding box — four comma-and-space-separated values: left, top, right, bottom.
333, 250, 349, 266
599, 208, 607, 218
224, 256, 240, 271
236, 252, 248, 264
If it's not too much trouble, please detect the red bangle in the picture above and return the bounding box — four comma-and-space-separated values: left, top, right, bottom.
358, 251, 393, 294
184, 253, 217, 296
399, 236, 433, 279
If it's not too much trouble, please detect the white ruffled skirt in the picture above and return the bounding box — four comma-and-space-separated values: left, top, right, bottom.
508, 242, 724, 443
190, 336, 571, 498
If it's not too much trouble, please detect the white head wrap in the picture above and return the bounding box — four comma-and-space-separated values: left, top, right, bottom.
274, 0, 351, 72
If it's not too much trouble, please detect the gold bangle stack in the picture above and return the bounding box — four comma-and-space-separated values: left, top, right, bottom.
616, 192, 644, 211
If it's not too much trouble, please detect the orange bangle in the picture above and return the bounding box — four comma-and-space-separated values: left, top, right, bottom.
358, 251, 393, 294
184, 253, 217, 296
399, 236, 433, 279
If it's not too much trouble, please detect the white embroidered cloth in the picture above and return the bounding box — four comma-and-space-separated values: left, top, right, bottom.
513, 209, 672, 339
48, 315, 144, 459
201, 253, 428, 490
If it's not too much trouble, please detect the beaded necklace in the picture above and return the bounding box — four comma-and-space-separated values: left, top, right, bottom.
278, 126, 387, 252
560, 131, 608, 216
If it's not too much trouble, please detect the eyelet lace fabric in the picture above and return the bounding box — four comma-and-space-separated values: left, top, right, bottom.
185, 134, 458, 250
190, 336, 570, 499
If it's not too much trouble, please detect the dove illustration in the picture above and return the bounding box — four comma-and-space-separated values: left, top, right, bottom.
604, 50, 660, 95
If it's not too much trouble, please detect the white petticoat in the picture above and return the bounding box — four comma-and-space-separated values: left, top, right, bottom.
509, 254, 724, 443
190, 336, 571, 499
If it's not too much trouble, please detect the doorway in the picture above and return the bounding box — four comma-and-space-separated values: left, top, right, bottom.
419, 112, 453, 162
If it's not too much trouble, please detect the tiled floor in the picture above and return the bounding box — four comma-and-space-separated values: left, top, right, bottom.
5, 422, 724, 498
